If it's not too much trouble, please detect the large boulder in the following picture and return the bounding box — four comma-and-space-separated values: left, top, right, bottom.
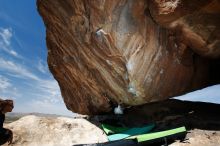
37, 0, 220, 114
5, 115, 107, 146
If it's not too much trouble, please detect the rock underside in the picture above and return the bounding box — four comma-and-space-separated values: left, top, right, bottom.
37, 0, 220, 115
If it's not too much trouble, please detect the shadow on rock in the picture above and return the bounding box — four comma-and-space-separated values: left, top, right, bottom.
85, 99, 220, 145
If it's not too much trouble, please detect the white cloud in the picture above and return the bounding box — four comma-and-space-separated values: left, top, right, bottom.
37, 59, 48, 74
29, 79, 63, 104
0, 75, 20, 100
25, 77, 71, 115
39, 80, 61, 99
0, 28, 12, 45
0, 57, 71, 115
0, 27, 20, 57
0, 12, 24, 30
10, 50, 18, 56
0, 58, 59, 100
16, 80, 72, 116
0, 57, 60, 95
0, 57, 40, 80
0, 75, 12, 91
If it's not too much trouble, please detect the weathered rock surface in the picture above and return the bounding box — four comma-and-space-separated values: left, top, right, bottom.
149, 0, 220, 58
4, 115, 107, 146
37, 0, 220, 114
170, 129, 220, 146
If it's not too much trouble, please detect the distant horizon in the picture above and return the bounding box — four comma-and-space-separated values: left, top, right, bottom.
7, 111, 76, 117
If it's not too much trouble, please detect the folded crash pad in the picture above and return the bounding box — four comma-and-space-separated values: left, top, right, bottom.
101, 124, 129, 135
73, 139, 139, 146
74, 127, 186, 146
107, 124, 155, 141
129, 126, 186, 142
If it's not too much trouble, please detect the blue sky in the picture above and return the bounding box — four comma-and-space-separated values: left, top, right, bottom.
0, 0, 73, 116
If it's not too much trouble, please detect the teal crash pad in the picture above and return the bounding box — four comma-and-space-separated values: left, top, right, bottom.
128, 126, 186, 142
101, 124, 130, 135
107, 124, 155, 141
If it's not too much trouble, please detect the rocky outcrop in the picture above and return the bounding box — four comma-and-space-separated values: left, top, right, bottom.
4, 115, 107, 146
37, 0, 220, 114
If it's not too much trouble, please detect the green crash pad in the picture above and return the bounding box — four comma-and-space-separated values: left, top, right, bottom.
101, 124, 130, 135
107, 124, 155, 141
128, 126, 186, 142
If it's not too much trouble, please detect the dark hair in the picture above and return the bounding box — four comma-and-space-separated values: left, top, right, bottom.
0, 99, 13, 112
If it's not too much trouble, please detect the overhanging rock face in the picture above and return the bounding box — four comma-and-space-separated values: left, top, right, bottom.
37, 0, 220, 115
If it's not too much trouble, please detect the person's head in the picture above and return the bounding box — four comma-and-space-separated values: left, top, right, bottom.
0, 99, 14, 114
